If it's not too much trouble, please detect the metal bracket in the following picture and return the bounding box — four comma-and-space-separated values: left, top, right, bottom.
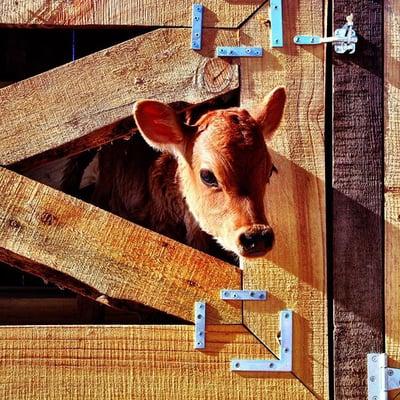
294, 13, 357, 54
368, 353, 400, 399
220, 289, 267, 301
270, 0, 283, 47
231, 310, 293, 372
194, 301, 206, 349
216, 47, 263, 57
191, 4, 203, 50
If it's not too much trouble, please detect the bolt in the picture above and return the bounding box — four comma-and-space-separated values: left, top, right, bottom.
372, 355, 378, 362
284, 348, 289, 353
269, 363, 274, 368
275, 39, 279, 43
197, 314, 202, 319
229, 50, 234, 55
388, 369, 394, 376
197, 341, 202, 346
194, 16, 199, 21
250, 291, 255, 296
246, 49, 251, 54
199, 304, 204, 309
198, 331, 203, 337
235, 362, 240, 368
311, 38, 315, 43
274, 5, 278, 9
295, 36, 300, 42
233, 293, 238, 298
259, 293, 264, 299
285, 313, 290, 319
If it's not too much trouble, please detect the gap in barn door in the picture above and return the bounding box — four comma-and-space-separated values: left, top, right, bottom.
0, 26, 192, 326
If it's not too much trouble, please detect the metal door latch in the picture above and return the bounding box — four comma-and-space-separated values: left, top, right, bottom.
191, 4, 203, 50
231, 310, 293, 372
194, 301, 206, 349
220, 289, 267, 300
368, 353, 400, 399
294, 13, 357, 54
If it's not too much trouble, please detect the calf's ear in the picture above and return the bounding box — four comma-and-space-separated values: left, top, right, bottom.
133, 100, 186, 154
252, 86, 286, 140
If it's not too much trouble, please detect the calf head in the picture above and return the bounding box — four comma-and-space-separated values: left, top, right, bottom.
133, 87, 286, 258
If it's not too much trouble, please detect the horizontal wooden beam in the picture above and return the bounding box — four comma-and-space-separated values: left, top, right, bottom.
0, 324, 313, 399
0, 167, 241, 324
0, 28, 238, 167
0, 1, 263, 28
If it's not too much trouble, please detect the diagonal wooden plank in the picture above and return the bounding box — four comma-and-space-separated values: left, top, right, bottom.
0, 167, 241, 324
0, 28, 238, 167
0, 324, 315, 400
0, 1, 264, 28
239, 2, 327, 399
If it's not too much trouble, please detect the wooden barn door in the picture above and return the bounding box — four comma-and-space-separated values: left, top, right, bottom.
0, 1, 328, 399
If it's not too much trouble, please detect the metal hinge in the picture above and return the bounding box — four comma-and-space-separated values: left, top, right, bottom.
294, 13, 358, 54
231, 310, 293, 372
368, 353, 400, 399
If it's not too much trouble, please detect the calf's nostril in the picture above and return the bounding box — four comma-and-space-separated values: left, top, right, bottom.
239, 228, 274, 253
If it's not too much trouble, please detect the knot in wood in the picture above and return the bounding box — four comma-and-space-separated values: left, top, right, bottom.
196, 58, 234, 94
8, 219, 21, 229
40, 212, 56, 226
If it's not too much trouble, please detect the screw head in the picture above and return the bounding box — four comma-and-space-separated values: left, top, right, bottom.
370, 376, 376, 382
372, 397, 378, 400
372, 355, 378, 362
388, 369, 394, 376
285, 313, 290, 319
235, 362, 240, 368
284, 348, 289, 353
197, 314, 202, 319
269, 363, 274, 368
259, 293, 264, 299
197, 341, 202, 346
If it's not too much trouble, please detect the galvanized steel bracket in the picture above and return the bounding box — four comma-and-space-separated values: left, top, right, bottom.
270, 0, 283, 47
368, 353, 400, 399
220, 289, 267, 301
216, 47, 263, 57
194, 301, 206, 349
231, 310, 293, 372
191, 4, 203, 50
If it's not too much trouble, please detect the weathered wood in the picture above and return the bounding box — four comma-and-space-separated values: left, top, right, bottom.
0, 324, 315, 400
0, 1, 263, 28
385, 3, 400, 399
0, 28, 238, 167
239, 2, 327, 398
0, 167, 241, 324
332, 2, 384, 399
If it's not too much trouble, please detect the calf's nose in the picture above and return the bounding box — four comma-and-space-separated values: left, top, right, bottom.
238, 226, 274, 256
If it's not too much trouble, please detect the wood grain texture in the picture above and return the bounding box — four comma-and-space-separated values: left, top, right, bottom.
332, 2, 384, 399
0, 28, 239, 167
0, 167, 241, 324
0, 1, 263, 28
0, 324, 315, 400
385, 2, 400, 399
239, 3, 327, 399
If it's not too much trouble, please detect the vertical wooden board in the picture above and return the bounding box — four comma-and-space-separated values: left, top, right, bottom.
0, 1, 263, 28
240, 2, 327, 399
0, 325, 315, 400
333, 2, 384, 399
385, 2, 400, 399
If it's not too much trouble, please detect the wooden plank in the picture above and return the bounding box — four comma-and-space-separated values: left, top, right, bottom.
0, 1, 263, 28
385, 2, 400, 399
0, 28, 239, 167
239, 2, 327, 398
332, 2, 384, 399
0, 167, 241, 324
0, 324, 314, 400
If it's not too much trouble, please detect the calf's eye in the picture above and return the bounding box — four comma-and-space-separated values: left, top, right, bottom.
200, 169, 218, 188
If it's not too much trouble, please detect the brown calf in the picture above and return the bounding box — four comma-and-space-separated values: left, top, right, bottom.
73, 87, 286, 261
